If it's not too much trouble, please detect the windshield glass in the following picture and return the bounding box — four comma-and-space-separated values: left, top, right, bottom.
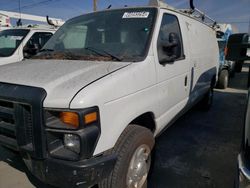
0, 29, 29, 57
36, 8, 157, 62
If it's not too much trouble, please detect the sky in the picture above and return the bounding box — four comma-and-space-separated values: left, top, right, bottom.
0, 0, 249, 33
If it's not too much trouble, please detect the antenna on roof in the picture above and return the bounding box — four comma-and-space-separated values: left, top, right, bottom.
16, 19, 22, 26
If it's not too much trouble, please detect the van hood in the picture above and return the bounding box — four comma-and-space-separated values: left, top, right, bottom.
0, 56, 16, 65
0, 59, 131, 108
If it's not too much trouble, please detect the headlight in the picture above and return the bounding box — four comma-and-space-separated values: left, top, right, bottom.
64, 134, 80, 154
44, 107, 100, 161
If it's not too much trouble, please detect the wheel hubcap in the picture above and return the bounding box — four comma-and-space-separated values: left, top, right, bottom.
126, 145, 151, 188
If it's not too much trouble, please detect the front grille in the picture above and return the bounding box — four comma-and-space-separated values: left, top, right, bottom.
0, 100, 33, 151
0, 82, 47, 158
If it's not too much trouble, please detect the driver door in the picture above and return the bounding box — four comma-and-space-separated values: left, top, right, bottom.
154, 11, 191, 131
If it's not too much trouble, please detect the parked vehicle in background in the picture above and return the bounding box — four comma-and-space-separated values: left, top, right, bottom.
0, 0, 219, 187
0, 25, 56, 65
226, 33, 250, 73
247, 38, 250, 57
0, 10, 64, 65
229, 32, 250, 188
216, 24, 236, 89
238, 88, 250, 188
0, 12, 11, 31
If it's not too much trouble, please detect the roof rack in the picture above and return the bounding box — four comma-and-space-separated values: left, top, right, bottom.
12, 24, 58, 30
149, 0, 217, 29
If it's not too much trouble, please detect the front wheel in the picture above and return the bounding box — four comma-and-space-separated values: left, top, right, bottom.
99, 125, 155, 188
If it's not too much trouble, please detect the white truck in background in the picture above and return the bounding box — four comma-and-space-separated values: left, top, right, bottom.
0, 10, 64, 65
0, 26, 56, 65
0, 0, 219, 187
0, 13, 11, 31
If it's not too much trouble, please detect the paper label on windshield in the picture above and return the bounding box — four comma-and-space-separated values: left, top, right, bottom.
122, 12, 150, 19
10, 36, 23, 40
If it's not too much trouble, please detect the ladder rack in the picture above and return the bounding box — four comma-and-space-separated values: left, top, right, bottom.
149, 0, 217, 29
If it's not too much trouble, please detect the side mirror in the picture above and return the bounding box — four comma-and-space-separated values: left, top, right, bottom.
23, 43, 40, 58
226, 33, 250, 61
159, 32, 181, 64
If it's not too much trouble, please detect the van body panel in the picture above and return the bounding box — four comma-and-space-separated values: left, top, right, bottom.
70, 8, 219, 154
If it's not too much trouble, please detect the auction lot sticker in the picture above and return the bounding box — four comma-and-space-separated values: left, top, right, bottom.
122, 12, 150, 19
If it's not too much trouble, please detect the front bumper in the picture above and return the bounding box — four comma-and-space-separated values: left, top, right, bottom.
238, 153, 250, 188
23, 153, 117, 188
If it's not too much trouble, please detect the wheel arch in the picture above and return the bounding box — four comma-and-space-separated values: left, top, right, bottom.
129, 112, 156, 133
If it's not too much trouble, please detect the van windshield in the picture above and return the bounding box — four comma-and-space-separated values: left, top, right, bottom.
0, 29, 29, 57
36, 8, 157, 62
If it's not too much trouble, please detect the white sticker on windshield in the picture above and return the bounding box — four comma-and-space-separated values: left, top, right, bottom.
122, 12, 150, 19
10, 36, 23, 40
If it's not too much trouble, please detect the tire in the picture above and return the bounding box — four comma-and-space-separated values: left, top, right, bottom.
235, 60, 244, 73
217, 69, 229, 89
230, 62, 236, 78
199, 87, 214, 111
99, 125, 155, 188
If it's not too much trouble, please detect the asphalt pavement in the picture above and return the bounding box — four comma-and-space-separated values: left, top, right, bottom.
0, 62, 249, 188
148, 62, 249, 188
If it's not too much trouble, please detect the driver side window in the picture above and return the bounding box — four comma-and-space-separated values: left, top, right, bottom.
23, 32, 53, 58
157, 14, 184, 63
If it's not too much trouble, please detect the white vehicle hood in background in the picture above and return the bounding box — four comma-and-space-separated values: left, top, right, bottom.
0, 56, 16, 65
0, 60, 130, 108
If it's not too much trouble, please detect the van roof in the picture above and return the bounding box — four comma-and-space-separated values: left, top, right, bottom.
76, 5, 216, 31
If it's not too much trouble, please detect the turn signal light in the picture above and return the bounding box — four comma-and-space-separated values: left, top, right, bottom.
60, 112, 79, 128
84, 112, 97, 124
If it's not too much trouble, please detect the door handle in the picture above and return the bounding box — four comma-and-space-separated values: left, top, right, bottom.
184, 76, 188, 86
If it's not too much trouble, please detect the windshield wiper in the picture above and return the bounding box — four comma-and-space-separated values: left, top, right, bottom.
85, 46, 123, 61
39, 48, 54, 52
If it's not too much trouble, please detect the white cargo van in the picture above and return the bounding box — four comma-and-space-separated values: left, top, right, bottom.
0, 25, 55, 65
0, 1, 219, 188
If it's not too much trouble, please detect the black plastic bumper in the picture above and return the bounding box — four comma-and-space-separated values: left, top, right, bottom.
23, 154, 117, 188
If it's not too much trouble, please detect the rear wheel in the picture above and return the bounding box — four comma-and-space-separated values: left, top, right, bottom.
99, 125, 154, 188
217, 69, 229, 89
